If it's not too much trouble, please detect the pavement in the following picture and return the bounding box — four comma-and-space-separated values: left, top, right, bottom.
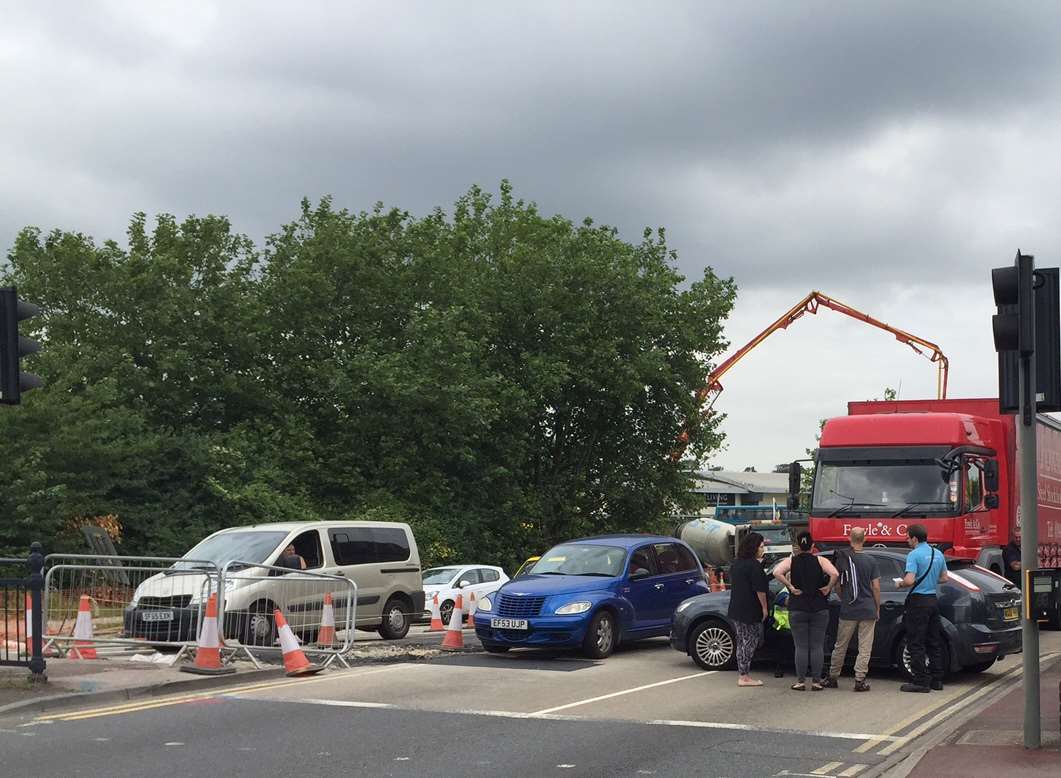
896, 650, 1061, 777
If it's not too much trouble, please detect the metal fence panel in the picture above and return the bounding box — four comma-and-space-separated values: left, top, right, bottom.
43, 554, 220, 658
219, 560, 357, 668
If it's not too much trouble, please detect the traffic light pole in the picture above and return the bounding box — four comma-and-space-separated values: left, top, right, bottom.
1019, 321, 1041, 750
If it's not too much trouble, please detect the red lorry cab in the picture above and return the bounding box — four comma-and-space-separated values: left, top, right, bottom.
809, 398, 1061, 571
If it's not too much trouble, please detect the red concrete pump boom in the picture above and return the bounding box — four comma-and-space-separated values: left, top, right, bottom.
672, 290, 949, 461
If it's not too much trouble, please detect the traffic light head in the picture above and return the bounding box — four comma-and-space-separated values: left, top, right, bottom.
991, 251, 1035, 354
0, 287, 43, 405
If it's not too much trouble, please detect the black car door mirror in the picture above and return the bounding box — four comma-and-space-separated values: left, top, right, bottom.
984, 460, 999, 492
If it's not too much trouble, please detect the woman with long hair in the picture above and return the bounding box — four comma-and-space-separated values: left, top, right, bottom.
727, 531, 770, 687
773, 531, 839, 690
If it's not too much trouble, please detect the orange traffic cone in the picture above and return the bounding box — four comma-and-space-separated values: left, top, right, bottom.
274, 608, 324, 677
441, 593, 464, 650
428, 592, 444, 632
180, 593, 235, 675
465, 592, 477, 628
69, 595, 97, 659
317, 592, 336, 647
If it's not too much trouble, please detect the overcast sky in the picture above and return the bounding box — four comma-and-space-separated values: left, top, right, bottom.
4, 1, 1061, 471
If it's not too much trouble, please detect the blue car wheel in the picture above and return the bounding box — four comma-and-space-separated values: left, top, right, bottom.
581, 611, 616, 659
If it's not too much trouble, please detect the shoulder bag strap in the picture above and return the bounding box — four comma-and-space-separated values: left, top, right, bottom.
906, 548, 936, 601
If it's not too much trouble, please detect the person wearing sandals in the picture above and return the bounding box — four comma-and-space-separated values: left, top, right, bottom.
727, 532, 770, 687
773, 531, 838, 691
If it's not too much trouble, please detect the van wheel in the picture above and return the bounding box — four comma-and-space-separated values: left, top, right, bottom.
378, 596, 411, 640
581, 611, 616, 659
241, 601, 277, 647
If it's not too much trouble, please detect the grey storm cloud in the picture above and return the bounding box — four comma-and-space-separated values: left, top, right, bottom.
5, 1, 1061, 289
5, 0, 1061, 469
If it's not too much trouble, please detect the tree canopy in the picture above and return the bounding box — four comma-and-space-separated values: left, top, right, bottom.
0, 183, 736, 570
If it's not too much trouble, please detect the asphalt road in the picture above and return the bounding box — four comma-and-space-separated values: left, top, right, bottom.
3, 632, 1057, 778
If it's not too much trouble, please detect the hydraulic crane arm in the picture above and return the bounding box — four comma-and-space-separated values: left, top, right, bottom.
673, 291, 949, 460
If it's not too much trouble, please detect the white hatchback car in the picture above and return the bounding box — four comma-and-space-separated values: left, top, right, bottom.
421, 565, 508, 626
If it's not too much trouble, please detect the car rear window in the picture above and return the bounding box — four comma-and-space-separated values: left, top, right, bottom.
947, 563, 1015, 592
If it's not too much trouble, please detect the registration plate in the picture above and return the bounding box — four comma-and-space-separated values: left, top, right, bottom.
141, 610, 174, 622
490, 618, 528, 630
1003, 606, 1019, 622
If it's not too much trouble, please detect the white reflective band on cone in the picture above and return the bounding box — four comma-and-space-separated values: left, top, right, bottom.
198, 616, 220, 648
278, 622, 301, 654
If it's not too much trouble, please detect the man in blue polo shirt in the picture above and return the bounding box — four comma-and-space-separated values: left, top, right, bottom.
896, 524, 948, 693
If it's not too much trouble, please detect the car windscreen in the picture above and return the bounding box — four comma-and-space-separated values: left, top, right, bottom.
758, 528, 791, 545
813, 461, 958, 515
528, 544, 626, 577
173, 531, 289, 571
422, 567, 460, 584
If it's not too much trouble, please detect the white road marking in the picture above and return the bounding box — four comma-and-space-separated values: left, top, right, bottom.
812, 765, 843, 776
93, 737, 111, 742
640, 718, 905, 742
225, 694, 398, 710
164, 741, 184, 746
223, 693, 903, 743
530, 670, 718, 715
395, 757, 410, 761
557, 765, 576, 769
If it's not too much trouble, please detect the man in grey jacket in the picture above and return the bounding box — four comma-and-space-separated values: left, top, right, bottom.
821, 527, 880, 692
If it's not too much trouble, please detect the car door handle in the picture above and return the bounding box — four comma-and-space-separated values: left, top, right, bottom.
882, 602, 900, 610
654, 583, 665, 590
685, 578, 696, 585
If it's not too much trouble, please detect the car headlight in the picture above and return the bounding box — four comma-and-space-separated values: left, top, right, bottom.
555, 601, 591, 615
477, 595, 493, 612
675, 599, 694, 614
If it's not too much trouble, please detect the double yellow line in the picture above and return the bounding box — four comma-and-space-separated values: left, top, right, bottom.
36, 665, 408, 722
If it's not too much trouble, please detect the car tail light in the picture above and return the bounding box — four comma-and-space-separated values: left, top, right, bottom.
947, 570, 981, 592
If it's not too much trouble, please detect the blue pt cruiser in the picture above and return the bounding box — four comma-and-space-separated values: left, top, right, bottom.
474, 535, 710, 658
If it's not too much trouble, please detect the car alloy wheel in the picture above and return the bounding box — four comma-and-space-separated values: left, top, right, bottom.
694, 625, 734, 669
596, 615, 614, 655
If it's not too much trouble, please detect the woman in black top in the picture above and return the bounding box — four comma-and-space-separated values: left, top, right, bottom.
726, 532, 769, 687
773, 531, 839, 690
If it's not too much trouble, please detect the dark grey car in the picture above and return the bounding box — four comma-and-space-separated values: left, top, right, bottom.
670, 548, 1022, 679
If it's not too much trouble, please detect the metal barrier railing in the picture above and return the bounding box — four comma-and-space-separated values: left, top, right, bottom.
2, 544, 46, 678
43, 554, 220, 660
219, 560, 357, 669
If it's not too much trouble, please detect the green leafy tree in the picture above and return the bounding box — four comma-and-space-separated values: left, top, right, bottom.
1, 183, 736, 570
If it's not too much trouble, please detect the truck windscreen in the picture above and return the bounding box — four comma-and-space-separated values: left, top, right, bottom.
812, 461, 958, 515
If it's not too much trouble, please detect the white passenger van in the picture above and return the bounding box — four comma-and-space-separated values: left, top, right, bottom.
124, 521, 424, 646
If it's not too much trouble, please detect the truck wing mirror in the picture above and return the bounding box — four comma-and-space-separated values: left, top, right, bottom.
984, 460, 999, 492
985, 493, 1000, 509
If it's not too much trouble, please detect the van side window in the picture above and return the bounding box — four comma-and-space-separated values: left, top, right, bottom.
329, 528, 375, 565
291, 530, 324, 569
374, 528, 411, 563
